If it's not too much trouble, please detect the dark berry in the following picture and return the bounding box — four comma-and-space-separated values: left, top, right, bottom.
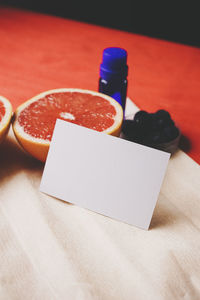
122, 108, 180, 154
122, 120, 140, 139
155, 109, 174, 128
158, 131, 168, 144
143, 130, 161, 145
156, 118, 165, 128
151, 132, 161, 144
156, 109, 171, 119
122, 120, 134, 136
133, 110, 150, 126
149, 113, 158, 130
163, 126, 179, 142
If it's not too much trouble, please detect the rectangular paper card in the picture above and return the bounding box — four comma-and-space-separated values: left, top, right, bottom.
40, 119, 170, 230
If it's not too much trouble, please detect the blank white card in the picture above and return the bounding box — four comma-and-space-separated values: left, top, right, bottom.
40, 119, 170, 230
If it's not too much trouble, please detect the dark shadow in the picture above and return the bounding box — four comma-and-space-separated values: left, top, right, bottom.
41, 191, 73, 206
179, 134, 191, 153
0, 133, 44, 186
150, 208, 170, 229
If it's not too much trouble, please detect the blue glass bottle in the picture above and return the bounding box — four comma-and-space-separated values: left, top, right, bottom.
98, 47, 128, 115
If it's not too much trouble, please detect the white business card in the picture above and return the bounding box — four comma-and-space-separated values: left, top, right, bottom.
40, 119, 170, 230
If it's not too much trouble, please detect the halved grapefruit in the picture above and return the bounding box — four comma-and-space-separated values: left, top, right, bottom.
0, 96, 12, 144
13, 88, 123, 162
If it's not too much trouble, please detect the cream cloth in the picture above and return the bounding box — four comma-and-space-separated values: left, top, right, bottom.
0, 101, 200, 299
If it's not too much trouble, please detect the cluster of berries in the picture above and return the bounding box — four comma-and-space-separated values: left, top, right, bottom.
122, 109, 180, 149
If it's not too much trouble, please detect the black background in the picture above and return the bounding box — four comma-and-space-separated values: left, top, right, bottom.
1, 0, 200, 47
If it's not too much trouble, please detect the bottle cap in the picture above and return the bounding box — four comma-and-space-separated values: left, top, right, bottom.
100, 47, 128, 81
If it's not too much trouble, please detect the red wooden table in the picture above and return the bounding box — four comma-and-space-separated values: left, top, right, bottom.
0, 6, 200, 163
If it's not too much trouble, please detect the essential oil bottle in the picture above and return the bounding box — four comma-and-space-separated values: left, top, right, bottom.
98, 47, 128, 115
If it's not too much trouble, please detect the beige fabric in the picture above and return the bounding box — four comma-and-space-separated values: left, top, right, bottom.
1, 115, 200, 299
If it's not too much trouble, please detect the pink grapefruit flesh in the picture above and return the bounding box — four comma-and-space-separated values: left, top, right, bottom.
13, 89, 123, 162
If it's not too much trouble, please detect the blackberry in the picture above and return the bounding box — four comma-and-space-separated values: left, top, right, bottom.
122, 109, 180, 154
163, 126, 179, 142
155, 109, 174, 127
133, 110, 151, 127
156, 109, 171, 119
122, 120, 140, 140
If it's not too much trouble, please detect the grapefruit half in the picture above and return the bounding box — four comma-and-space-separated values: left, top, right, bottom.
0, 96, 12, 144
13, 88, 123, 162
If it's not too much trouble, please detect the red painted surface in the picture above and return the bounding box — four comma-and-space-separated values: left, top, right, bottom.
0, 7, 200, 163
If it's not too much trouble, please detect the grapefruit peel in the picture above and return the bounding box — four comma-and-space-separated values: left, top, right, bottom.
0, 96, 12, 144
